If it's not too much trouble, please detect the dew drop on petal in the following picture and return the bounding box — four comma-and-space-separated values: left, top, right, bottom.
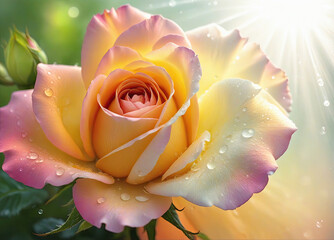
242, 107, 247, 112
135, 195, 149, 202
27, 152, 38, 160
38, 209, 43, 215
120, 193, 131, 201
44, 88, 53, 97
97, 197, 105, 204
317, 78, 324, 86
191, 162, 199, 172
316, 220, 323, 228
47, 71, 51, 75
206, 162, 215, 170
56, 167, 65, 176
21, 132, 27, 138
9, 108, 14, 113
219, 145, 228, 154
19, 168, 23, 172
323, 100, 330, 107
35, 159, 44, 163
267, 170, 274, 175
320, 126, 326, 135
242, 129, 255, 138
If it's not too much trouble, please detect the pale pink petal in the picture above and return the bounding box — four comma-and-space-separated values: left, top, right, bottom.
73, 178, 171, 233
186, 23, 291, 112
81, 5, 150, 88
114, 15, 188, 55
0, 90, 113, 189
146, 79, 296, 210
32, 64, 89, 161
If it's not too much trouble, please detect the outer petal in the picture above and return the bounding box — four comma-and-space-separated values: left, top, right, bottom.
73, 178, 171, 233
33, 64, 88, 161
146, 79, 296, 210
187, 23, 291, 112
81, 5, 150, 88
114, 15, 190, 56
0, 90, 113, 189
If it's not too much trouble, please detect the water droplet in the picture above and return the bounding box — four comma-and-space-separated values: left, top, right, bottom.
23, 93, 27, 98
241, 129, 255, 138
38, 209, 43, 215
135, 195, 149, 202
219, 145, 228, 154
35, 159, 44, 163
185, 176, 190, 180
16, 120, 21, 127
56, 167, 65, 176
267, 170, 274, 175
242, 107, 247, 112
47, 71, 51, 75
317, 78, 324, 86
323, 100, 330, 107
120, 193, 131, 201
206, 33, 211, 38
137, 171, 144, 177
206, 162, 215, 170
21, 132, 27, 138
19, 168, 23, 172
169, 0, 176, 7
235, 55, 240, 60
320, 126, 326, 135
191, 162, 199, 172
316, 220, 323, 228
97, 197, 105, 204
9, 108, 14, 113
44, 88, 53, 97
271, 75, 276, 79
27, 152, 38, 160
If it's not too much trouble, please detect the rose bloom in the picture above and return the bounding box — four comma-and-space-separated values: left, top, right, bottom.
0, 5, 296, 236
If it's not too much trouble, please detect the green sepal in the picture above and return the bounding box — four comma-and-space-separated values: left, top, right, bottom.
76, 220, 93, 234
144, 219, 157, 240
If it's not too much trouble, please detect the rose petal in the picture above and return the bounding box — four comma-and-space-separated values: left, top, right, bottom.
114, 15, 188, 55
81, 5, 150, 88
32, 64, 88, 161
186, 23, 291, 112
161, 130, 210, 180
95, 46, 142, 78
0, 90, 113, 189
146, 79, 296, 210
146, 43, 201, 143
73, 178, 171, 233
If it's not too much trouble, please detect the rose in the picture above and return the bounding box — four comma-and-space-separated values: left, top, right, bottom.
0, 5, 296, 233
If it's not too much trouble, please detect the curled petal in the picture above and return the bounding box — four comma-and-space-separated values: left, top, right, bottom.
146, 79, 296, 210
32, 64, 88, 161
0, 90, 113, 189
114, 15, 189, 55
187, 23, 291, 112
73, 178, 171, 233
82, 5, 150, 87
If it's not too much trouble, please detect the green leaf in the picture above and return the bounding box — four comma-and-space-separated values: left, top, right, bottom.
162, 204, 198, 240
198, 232, 210, 240
33, 217, 64, 234
144, 219, 157, 240
36, 206, 83, 236
46, 182, 74, 205
0, 170, 48, 217
76, 220, 93, 234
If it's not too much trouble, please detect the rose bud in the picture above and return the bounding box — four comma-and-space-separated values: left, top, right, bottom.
4, 27, 47, 88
